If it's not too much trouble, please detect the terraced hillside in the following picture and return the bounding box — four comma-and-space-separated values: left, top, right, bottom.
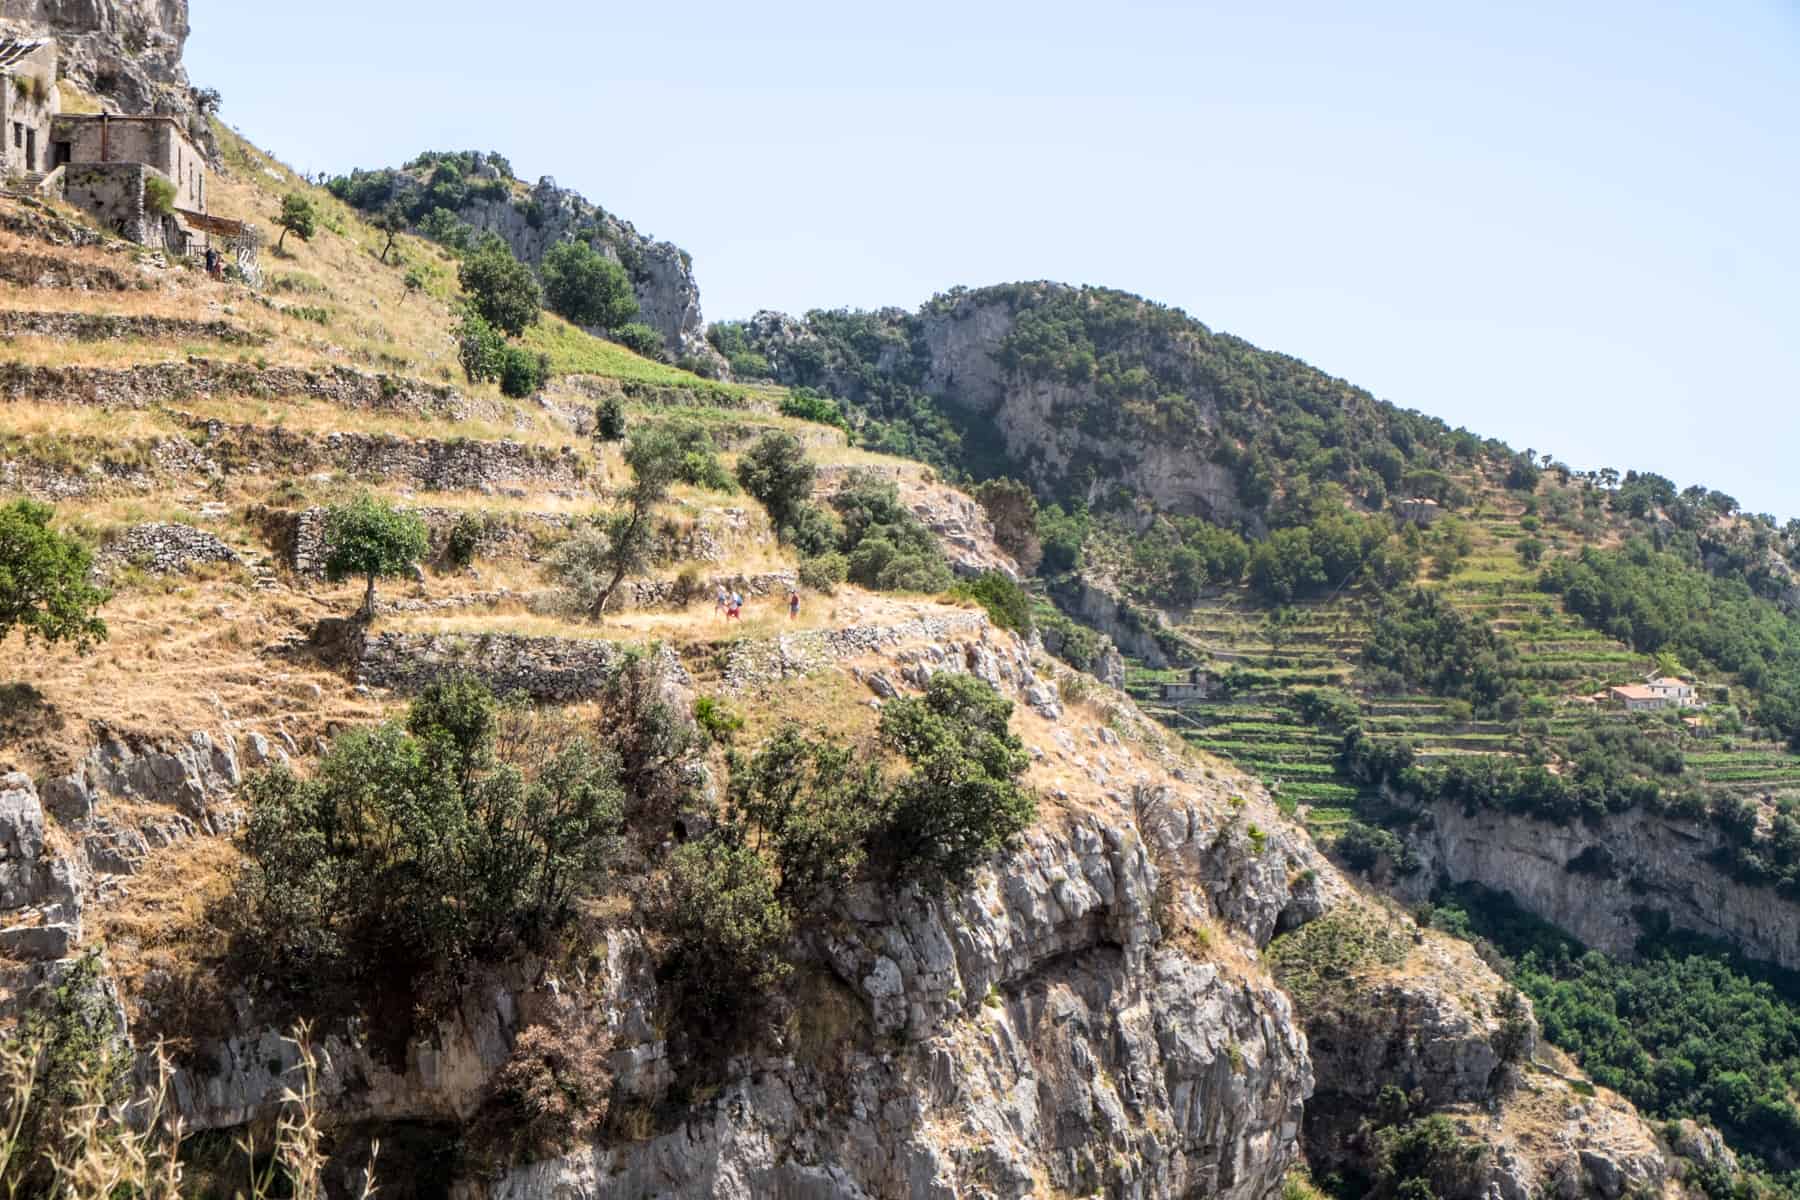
1122, 471, 1800, 848
0, 94, 1713, 1198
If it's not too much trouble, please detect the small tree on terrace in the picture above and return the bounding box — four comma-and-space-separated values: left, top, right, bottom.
376, 201, 406, 264
0, 499, 108, 656
459, 237, 542, 336
549, 428, 682, 617
735, 430, 816, 536
541, 240, 638, 331
275, 193, 316, 253
323, 494, 429, 617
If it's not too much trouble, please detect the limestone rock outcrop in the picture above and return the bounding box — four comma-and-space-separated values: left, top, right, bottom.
1397, 801, 1800, 973
0, 0, 205, 132
0, 771, 82, 960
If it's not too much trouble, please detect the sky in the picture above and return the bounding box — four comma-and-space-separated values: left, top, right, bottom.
186, 1, 1800, 518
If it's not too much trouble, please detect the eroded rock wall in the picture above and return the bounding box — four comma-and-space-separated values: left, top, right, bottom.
1400, 801, 1800, 973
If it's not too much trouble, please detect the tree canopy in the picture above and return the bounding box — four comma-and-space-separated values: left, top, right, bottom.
541, 240, 638, 331
459, 238, 543, 336
0, 500, 107, 654
322, 494, 430, 616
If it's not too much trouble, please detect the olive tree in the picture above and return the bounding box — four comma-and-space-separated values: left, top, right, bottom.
0, 499, 107, 655
275, 193, 316, 253
549, 428, 682, 617
323, 494, 429, 617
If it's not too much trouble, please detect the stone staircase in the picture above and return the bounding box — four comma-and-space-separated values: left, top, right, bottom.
3, 171, 49, 198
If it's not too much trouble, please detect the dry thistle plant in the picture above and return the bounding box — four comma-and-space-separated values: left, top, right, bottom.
238, 1022, 379, 1200
44, 1041, 185, 1199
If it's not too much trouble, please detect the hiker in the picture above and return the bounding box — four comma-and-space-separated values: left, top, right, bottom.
788, 589, 800, 620
728, 591, 743, 621
714, 585, 728, 616
204, 247, 220, 278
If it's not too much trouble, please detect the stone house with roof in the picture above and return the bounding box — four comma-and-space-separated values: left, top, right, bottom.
3, 30, 253, 268
1608, 684, 1668, 712
52, 111, 208, 249
1608, 676, 1701, 712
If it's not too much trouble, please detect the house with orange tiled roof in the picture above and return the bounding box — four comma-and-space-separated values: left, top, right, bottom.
1608, 684, 1668, 712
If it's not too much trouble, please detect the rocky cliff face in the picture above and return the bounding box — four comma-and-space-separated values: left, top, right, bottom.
0, 0, 202, 124
460, 175, 719, 371
736, 294, 1259, 527
912, 294, 1251, 524
0, 616, 1692, 1198
1396, 800, 1800, 973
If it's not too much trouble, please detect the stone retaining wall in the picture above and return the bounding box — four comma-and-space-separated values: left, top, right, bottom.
262, 503, 762, 577
94, 522, 239, 576
355, 632, 690, 702
719, 610, 990, 690
0, 310, 262, 345
184, 419, 592, 494
4, 423, 591, 501
0, 249, 148, 291
0, 359, 505, 422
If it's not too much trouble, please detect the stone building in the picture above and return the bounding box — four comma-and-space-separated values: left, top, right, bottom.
3, 29, 251, 261
0, 33, 57, 178
51, 112, 205, 210
49, 111, 214, 250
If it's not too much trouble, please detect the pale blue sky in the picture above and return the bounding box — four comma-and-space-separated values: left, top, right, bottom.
187, 2, 1799, 518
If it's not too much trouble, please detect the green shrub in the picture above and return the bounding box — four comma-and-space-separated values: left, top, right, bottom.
783, 502, 843, 559
693, 695, 744, 745
456, 308, 507, 383
1037, 504, 1088, 574
499, 346, 550, 398
143, 174, 176, 216
504, 346, 552, 396
728, 724, 886, 906
444, 512, 484, 569
949, 571, 1033, 633
660, 420, 734, 492
594, 395, 626, 441
1038, 608, 1110, 675
459, 238, 542, 336
726, 350, 772, 380
736, 431, 816, 533
662, 835, 791, 1023
0, 499, 108, 653
798, 553, 847, 594
876, 674, 1034, 880
833, 471, 953, 593
778, 389, 847, 429
233, 677, 624, 994
541, 240, 636, 331
1370, 1114, 1491, 1199
613, 322, 664, 359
